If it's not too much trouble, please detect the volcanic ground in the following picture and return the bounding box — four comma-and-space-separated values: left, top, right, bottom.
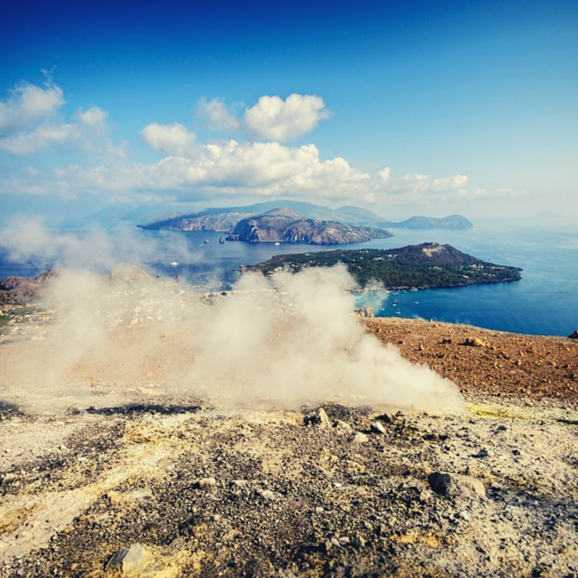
1, 313, 577, 577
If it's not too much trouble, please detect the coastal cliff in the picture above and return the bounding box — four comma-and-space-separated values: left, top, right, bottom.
227, 208, 392, 244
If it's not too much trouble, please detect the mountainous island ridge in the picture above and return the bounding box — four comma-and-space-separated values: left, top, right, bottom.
135, 200, 473, 235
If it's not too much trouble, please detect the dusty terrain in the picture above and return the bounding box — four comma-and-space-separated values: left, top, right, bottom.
1, 310, 578, 577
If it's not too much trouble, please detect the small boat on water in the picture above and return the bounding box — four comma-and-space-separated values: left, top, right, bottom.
204, 239, 210, 244
219, 237, 225, 244
170, 261, 179, 267
274, 242, 281, 246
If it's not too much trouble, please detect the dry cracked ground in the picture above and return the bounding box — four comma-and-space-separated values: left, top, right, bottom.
1, 313, 578, 577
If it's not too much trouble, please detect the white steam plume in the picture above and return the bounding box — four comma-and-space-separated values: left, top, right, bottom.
0, 257, 464, 413
0, 217, 197, 273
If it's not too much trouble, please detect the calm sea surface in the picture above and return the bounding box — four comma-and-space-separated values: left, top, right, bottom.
0, 219, 576, 337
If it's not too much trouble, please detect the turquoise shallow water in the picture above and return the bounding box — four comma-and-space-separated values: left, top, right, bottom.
1, 218, 576, 336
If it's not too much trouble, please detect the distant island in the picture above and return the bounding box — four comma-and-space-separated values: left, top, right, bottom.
137, 200, 473, 233
223, 208, 392, 245
245, 242, 522, 289
382, 215, 473, 230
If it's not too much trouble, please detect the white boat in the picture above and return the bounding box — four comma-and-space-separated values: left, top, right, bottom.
274, 242, 280, 246
170, 261, 179, 267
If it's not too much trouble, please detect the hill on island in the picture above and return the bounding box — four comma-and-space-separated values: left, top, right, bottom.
245, 242, 522, 289
137, 200, 473, 232
226, 208, 392, 245
382, 214, 473, 229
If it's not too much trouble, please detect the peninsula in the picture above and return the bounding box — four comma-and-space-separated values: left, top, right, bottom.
245, 242, 522, 289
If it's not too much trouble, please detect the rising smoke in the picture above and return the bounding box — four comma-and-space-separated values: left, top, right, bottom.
0, 221, 464, 413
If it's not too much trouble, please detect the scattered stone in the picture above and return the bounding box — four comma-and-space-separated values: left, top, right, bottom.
352, 536, 366, 548
1, 473, 16, 486
370, 421, 386, 434
198, 477, 217, 491
334, 420, 353, 432
106, 543, 149, 573
375, 413, 393, 424
463, 337, 487, 347
428, 472, 486, 497
257, 489, 277, 501
351, 432, 369, 444
304, 408, 331, 428
473, 448, 493, 458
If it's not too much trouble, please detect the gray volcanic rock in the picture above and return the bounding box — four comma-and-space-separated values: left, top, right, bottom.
231, 208, 392, 245
428, 472, 486, 497
106, 544, 149, 573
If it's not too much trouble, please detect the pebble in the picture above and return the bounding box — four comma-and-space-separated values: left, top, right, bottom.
351, 432, 369, 444
198, 477, 217, 491
304, 408, 331, 428
106, 543, 149, 573
370, 422, 386, 434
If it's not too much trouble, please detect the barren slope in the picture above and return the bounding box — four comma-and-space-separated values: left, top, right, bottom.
0, 317, 577, 578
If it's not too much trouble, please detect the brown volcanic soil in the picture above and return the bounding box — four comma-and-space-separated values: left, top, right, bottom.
1, 317, 578, 578
363, 317, 578, 405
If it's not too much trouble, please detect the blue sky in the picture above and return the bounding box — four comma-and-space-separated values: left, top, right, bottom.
1, 0, 576, 222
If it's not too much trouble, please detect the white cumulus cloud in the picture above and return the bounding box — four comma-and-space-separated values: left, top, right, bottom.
77, 107, 108, 127
140, 123, 196, 157
244, 94, 331, 141
0, 123, 78, 154
54, 139, 370, 202
198, 93, 331, 142
0, 81, 64, 132
197, 97, 241, 131
0, 79, 116, 155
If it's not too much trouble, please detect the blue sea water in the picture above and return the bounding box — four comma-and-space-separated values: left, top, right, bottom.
0, 218, 576, 337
